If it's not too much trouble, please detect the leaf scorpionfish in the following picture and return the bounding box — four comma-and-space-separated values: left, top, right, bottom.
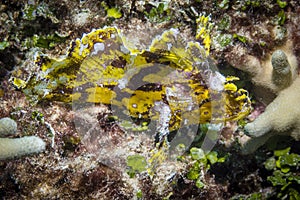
12, 27, 251, 136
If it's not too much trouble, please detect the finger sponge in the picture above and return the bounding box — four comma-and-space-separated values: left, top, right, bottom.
0, 117, 46, 160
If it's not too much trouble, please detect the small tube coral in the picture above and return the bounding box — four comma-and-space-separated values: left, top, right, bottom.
271, 50, 292, 90
0, 117, 46, 160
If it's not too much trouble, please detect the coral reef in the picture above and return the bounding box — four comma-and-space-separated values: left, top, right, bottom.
1, 0, 300, 199
0, 117, 45, 160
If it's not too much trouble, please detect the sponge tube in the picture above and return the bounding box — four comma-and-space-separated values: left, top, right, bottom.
0, 136, 46, 160
271, 50, 292, 90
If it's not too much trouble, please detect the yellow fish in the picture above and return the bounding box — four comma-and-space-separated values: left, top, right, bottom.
13, 27, 251, 134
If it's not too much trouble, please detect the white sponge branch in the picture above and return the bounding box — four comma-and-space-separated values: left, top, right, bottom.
271, 50, 293, 90
0, 136, 46, 160
0, 117, 46, 160
0, 117, 17, 136
243, 77, 300, 154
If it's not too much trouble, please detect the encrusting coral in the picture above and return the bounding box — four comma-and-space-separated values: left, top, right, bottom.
2, 0, 300, 198
0, 117, 46, 160
242, 49, 299, 154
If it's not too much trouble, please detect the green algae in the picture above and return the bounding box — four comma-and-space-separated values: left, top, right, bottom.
277, 10, 286, 25
0, 40, 9, 50
126, 155, 147, 178
22, 2, 59, 23
31, 110, 44, 123
265, 147, 300, 199
187, 147, 226, 188
144, 2, 171, 23
101, 2, 122, 19
233, 33, 248, 44
218, 0, 230, 10
23, 33, 68, 49
276, 0, 287, 9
